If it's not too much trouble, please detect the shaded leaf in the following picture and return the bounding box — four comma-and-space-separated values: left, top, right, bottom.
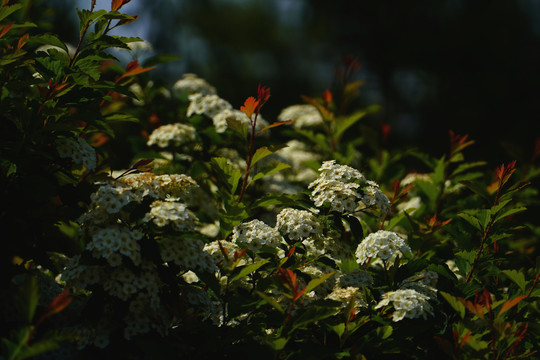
229, 259, 269, 283
255, 291, 284, 314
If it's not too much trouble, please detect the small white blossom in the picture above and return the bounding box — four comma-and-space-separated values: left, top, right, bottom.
173, 73, 216, 96
278, 104, 323, 128
275, 208, 322, 241
147, 123, 197, 148
355, 230, 411, 266
232, 219, 283, 253
56, 137, 96, 171
187, 93, 232, 118
143, 200, 197, 231
375, 289, 434, 322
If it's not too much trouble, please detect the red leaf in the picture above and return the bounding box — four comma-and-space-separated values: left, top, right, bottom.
111, 0, 130, 11
116, 60, 156, 83
495, 160, 517, 188
459, 297, 485, 318
256, 84, 270, 111
381, 122, 391, 143
0, 22, 14, 38
17, 33, 29, 50
322, 89, 333, 107
36, 289, 72, 326
449, 130, 474, 156
287, 245, 296, 258
256, 120, 293, 136
240, 96, 259, 120
497, 295, 527, 318
460, 330, 471, 348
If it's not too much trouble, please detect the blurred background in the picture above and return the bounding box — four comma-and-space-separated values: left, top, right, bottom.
43, 0, 540, 163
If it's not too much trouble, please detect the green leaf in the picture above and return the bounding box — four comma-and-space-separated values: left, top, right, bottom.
211, 157, 243, 195
251, 194, 298, 209
255, 291, 284, 314
229, 259, 269, 283
490, 199, 512, 217
143, 54, 181, 67
459, 180, 491, 202
0, 4, 23, 22
226, 118, 248, 138
502, 269, 527, 293
476, 209, 491, 232
291, 306, 339, 332
430, 156, 446, 185
105, 113, 140, 123
494, 206, 526, 223
251, 144, 287, 167
250, 162, 291, 183
454, 250, 475, 276
440, 291, 466, 318
334, 110, 368, 140
266, 336, 288, 351
375, 325, 393, 339
15, 275, 40, 323
415, 179, 440, 205
329, 323, 346, 338
337, 257, 360, 273
77, 9, 107, 31
344, 215, 364, 241
17, 338, 60, 360
304, 272, 335, 294
28, 34, 69, 54
450, 161, 486, 178
457, 212, 482, 232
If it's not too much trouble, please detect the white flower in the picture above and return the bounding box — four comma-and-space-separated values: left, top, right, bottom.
399, 270, 438, 299
56, 137, 96, 171
326, 287, 367, 309
143, 200, 197, 231
232, 219, 283, 253
375, 289, 434, 322
187, 93, 232, 118
147, 123, 197, 148
355, 230, 411, 266
278, 104, 323, 128
173, 73, 216, 96
275, 208, 322, 241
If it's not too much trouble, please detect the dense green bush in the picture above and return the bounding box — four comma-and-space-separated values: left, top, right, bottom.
1, 2, 539, 359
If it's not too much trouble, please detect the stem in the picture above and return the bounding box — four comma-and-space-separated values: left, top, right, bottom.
238, 112, 258, 203
465, 183, 504, 283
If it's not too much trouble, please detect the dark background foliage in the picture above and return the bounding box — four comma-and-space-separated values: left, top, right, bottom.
55, 0, 540, 163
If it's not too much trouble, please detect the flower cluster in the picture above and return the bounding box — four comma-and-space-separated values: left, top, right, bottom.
56, 136, 96, 171
399, 270, 439, 299
232, 219, 284, 253
159, 236, 215, 272
173, 73, 217, 96
355, 230, 411, 266
337, 269, 374, 288
203, 240, 245, 268
326, 286, 367, 310
375, 289, 434, 322
278, 104, 324, 129
187, 93, 232, 118
275, 208, 322, 241
147, 123, 197, 148
143, 200, 197, 231
61, 171, 208, 344
309, 160, 390, 215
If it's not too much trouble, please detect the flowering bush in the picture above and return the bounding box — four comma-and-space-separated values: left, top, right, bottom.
1, 2, 540, 360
